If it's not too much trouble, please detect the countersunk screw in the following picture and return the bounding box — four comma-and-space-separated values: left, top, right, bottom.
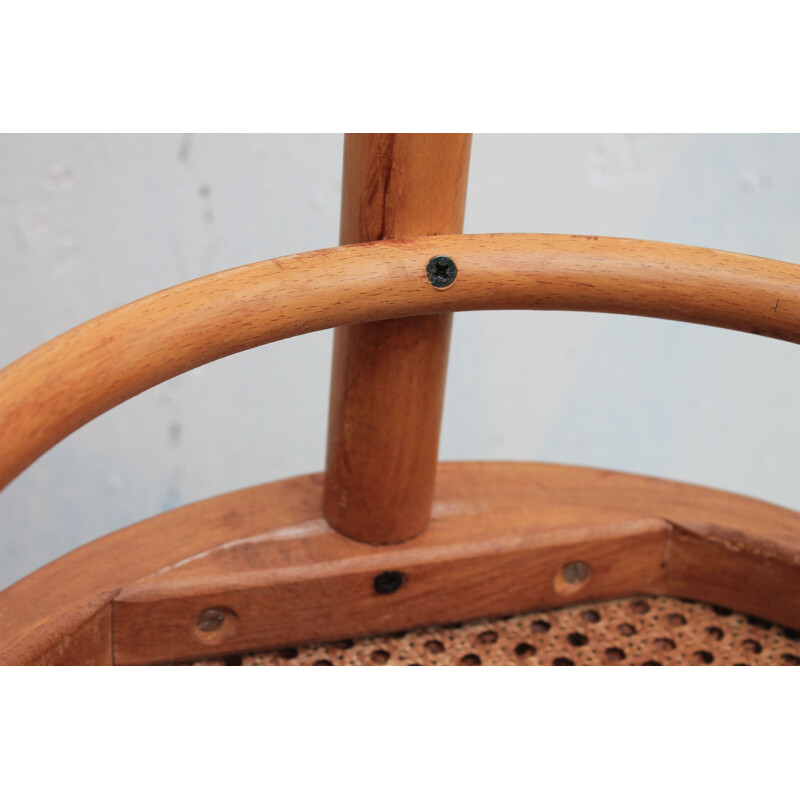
373, 570, 406, 595
426, 255, 457, 289
196, 608, 226, 632
562, 561, 591, 585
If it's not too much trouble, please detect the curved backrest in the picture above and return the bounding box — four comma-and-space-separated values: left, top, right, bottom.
3, 229, 800, 665
1, 232, 799, 494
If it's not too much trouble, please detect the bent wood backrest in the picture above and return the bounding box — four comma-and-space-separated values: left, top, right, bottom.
1, 235, 800, 665
1, 234, 799, 494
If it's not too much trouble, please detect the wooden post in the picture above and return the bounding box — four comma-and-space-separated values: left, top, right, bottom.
323, 133, 472, 544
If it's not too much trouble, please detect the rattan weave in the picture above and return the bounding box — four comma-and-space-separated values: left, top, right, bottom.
190, 595, 800, 666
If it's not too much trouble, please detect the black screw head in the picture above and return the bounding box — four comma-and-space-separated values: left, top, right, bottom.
373, 570, 406, 595
426, 255, 457, 289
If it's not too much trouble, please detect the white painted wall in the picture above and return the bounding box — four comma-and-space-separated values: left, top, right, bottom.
1, 134, 799, 590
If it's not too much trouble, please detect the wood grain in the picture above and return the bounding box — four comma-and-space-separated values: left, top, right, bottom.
28, 602, 114, 666
666, 524, 800, 626
2, 462, 800, 664
0, 474, 325, 665
324, 133, 471, 544
114, 518, 669, 665
1, 234, 800, 494
337, 134, 472, 245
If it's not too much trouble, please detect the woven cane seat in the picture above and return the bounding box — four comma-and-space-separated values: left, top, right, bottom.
191, 596, 800, 666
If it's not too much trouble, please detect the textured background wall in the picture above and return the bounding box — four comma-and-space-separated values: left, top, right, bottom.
1, 133, 799, 590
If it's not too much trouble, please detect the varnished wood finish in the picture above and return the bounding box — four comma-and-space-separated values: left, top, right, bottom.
667, 525, 800, 625
337, 135, 472, 246
0, 474, 325, 666
324, 133, 471, 543
2, 462, 799, 665
28, 603, 113, 666
2, 234, 800, 493
325, 315, 453, 543
115, 518, 668, 665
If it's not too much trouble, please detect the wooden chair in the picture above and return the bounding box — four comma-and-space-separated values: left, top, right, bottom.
1, 133, 799, 666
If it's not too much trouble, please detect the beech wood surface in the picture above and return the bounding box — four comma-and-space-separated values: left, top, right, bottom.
28, 603, 113, 666
1, 234, 800, 495
324, 133, 471, 544
2, 462, 799, 665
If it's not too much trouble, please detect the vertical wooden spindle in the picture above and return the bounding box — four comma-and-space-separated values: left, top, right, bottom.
323, 133, 472, 544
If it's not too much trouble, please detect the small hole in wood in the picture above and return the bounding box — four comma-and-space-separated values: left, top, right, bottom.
705, 626, 724, 641
553, 657, 575, 666
747, 615, 772, 630
781, 654, 800, 665
314, 659, 333, 666
618, 623, 636, 636
667, 613, 687, 627
460, 654, 482, 666
425, 640, 445, 654
567, 632, 588, 647
531, 620, 551, 633
373, 571, 405, 595
642, 660, 662, 666
370, 649, 390, 664
515, 642, 536, 656
742, 639, 762, 654
605, 647, 626, 663
478, 630, 498, 645
630, 600, 650, 614
581, 609, 601, 623
712, 605, 733, 617
655, 637, 676, 651
693, 650, 715, 664
278, 646, 298, 660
